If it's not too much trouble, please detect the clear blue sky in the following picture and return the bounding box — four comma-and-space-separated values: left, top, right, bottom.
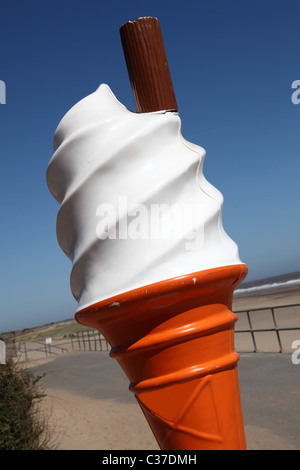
1, 0, 299, 332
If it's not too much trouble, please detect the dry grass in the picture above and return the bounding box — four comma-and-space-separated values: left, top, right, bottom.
1, 320, 93, 343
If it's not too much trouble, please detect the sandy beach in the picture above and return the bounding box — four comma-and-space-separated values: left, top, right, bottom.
30, 286, 300, 451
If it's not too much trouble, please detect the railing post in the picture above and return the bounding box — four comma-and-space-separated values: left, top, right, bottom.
271, 307, 283, 353
25, 342, 28, 362
246, 310, 257, 352
70, 334, 74, 351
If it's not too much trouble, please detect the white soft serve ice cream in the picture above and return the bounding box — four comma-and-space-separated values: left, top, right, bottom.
47, 84, 243, 311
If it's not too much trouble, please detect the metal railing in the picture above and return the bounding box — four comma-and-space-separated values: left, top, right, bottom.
234, 303, 300, 353
19, 340, 69, 362
5, 329, 110, 364
4, 303, 300, 361
69, 330, 110, 352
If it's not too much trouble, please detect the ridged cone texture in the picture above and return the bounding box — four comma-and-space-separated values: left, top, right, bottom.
76, 264, 247, 450
136, 365, 246, 449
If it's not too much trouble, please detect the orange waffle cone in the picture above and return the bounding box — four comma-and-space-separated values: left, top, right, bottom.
76, 264, 247, 450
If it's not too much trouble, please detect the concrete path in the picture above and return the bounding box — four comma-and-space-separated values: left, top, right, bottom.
30, 350, 300, 450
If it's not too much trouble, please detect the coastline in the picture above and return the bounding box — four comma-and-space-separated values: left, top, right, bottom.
233, 284, 300, 312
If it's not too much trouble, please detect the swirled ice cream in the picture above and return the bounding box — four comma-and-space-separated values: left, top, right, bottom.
47, 84, 243, 311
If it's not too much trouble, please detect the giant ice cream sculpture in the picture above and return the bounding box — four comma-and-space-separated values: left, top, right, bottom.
47, 17, 248, 450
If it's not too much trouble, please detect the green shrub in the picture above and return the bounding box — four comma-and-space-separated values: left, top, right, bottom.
0, 360, 53, 450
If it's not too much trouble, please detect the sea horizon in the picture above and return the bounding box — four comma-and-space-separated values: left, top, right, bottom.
234, 270, 300, 296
